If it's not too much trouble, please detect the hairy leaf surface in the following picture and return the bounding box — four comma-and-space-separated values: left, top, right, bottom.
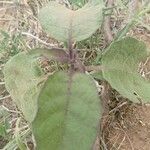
4, 47, 69, 122
39, 1, 104, 42
28, 48, 69, 63
102, 37, 150, 102
68, 0, 87, 7
32, 72, 101, 150
4, 52, 46, 122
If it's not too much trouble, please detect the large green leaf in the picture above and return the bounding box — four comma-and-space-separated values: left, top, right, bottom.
4, 47, 68, 122
32, 72, 101, 150
39, 1, 104, 42
3, 52, 46, 122
102, 37, 150, 102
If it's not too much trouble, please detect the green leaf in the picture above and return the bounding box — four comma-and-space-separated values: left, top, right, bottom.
39, 1, 104, 42
0, 123, 6, 137
3, 52, 46, 122
32, 72, 101, 150
3, 47, 68, 122
69, 0, 87, 8
102, 37, 150, 102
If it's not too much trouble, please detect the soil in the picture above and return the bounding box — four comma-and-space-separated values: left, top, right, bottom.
101, 102, 150, 150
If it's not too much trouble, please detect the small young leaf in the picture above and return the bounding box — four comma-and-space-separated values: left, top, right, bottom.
28, 48, 69, 63
68, 0, 87, 8
102, 37, 150, 102
39, 1, 104, 42
32, 72, 101, 150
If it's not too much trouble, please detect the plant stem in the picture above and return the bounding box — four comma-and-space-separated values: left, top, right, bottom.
103, 0, 114, 43
68, 36, 75, 71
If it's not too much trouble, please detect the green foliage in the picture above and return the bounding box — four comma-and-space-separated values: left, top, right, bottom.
3, 52, 46, 122
76, 29, 102, 50
68, 0, 88, 8
0, 123, 6, 137
38, 1, 104, 42
0, 106, 11, 142
0, 31, 24, 63
3, 47, 68, 122
28, 48, 68, 63
102, 37, 150, 102
32, 72, 101, 150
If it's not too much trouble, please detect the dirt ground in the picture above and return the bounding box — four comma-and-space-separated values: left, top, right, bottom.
101, 102, 150, 150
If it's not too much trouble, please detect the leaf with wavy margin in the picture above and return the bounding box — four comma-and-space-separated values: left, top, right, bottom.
32, 71, 101, 150
102, 37, 150, 102
39, 1, 104, 42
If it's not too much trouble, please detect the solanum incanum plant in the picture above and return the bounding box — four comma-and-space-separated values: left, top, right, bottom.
3, 0, 150, 150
